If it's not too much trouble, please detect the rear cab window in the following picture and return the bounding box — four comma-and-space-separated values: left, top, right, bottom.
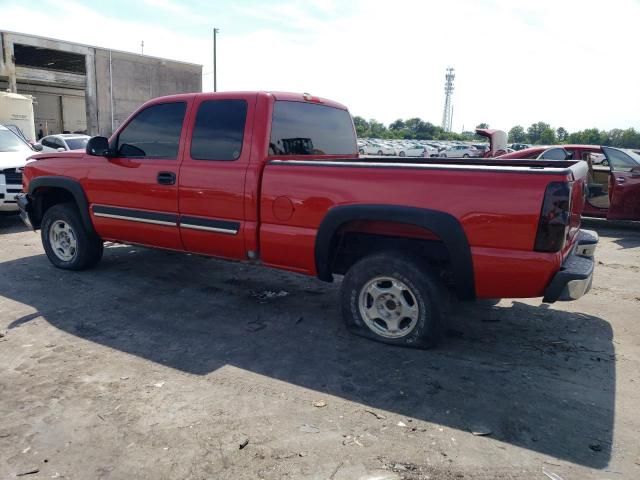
269, 101, 356, 156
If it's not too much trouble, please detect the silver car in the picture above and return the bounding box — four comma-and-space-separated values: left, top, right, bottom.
39, 134, 90, 152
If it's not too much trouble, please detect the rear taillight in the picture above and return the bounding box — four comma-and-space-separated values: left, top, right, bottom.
534, 181, 572, 253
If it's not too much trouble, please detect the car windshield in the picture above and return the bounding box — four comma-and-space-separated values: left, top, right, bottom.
65, 138, 89, 150
0, 128, 32, 153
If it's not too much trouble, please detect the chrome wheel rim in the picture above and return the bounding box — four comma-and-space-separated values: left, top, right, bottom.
358, 276, 420, 338
49, 220, 78, 262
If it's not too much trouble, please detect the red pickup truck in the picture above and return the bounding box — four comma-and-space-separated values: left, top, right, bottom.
17, 91, 598, 348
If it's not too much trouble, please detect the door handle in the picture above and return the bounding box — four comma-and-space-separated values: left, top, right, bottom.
157, 171, 176, 185
616, 177, 626, 184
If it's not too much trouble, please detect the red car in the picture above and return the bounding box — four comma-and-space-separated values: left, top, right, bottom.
17, 92, 598, 348
499, 145, 640, 221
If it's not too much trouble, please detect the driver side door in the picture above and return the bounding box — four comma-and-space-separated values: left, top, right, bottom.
85, 100, 191, 249
602, 146, 640, 221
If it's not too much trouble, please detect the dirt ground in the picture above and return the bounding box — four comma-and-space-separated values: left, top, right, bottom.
1, 214, 639, 480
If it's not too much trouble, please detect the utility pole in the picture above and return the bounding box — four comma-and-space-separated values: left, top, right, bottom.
213, 27, 219, 92
141, 40, 144, 55
441, 67, 455, 132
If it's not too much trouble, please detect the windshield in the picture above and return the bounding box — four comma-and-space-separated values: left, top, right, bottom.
65, 137, 89, 150
0, 128, 32, 153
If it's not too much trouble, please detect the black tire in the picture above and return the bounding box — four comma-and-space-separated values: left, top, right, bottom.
341, 252, 447, 349
399, 151, 406, 157
41, 202, 103, 270
463, 154, 470, 158
377, 150, 383, 156
601, 159, 609, 167
359, 149, 365, 154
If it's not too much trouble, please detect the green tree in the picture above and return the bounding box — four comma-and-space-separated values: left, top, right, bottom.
389, 119, 406, 131
568, 128, 605, 145
539, 128, 557, 145
368, 119, 387, 138
527, 122, 552, 144
619, 128, 640, 148
476, 123, 490, 129
556, 127, 568, 142
508, 125, 527, 143
352, 116, 370, 138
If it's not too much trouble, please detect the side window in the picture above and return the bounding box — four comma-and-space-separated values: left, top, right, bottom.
117, 102, 186, 159
190, 100, 247, 161
539, 148, 568, 160
269, 101, 357, 156
41, 137, 56, 148
605, 148, 637, 172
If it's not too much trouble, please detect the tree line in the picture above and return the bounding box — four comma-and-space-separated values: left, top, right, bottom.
353, 116, 640, 149
507, 122, 640, 149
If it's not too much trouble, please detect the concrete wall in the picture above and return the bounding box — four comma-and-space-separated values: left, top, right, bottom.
94, 49, 202, 136
0, 30, 202, 137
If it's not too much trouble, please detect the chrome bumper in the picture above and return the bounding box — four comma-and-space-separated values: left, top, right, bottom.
543, 229, 598, 303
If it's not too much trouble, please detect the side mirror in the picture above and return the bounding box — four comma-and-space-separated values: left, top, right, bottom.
32, 143, 43, 152
631, 166, 640, 178
86, 136, 112, 157
57, 147, 66, 153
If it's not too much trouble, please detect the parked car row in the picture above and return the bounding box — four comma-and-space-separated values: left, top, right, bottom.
357, 138, 486, 158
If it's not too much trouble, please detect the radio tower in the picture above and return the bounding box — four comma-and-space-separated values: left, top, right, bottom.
441, 67, 455, 132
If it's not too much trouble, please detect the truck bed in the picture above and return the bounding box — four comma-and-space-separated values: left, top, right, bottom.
259, 156, 588, 299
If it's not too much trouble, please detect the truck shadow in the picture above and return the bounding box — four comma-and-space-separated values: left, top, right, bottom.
3, 245, 614, 469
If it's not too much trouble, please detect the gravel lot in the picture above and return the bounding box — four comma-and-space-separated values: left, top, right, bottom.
1, 214, 639, 480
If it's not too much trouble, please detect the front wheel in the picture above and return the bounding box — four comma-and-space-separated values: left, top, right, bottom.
463, 154, 470, 158
399, 151, 406, 157
601, 159, 609, 167
341, 252, 447, 348
377, 150, 383, 156
41, 203, 104, 270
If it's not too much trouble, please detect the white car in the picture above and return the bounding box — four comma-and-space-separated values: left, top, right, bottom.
0, 125, 42, 213
439, 145, 480, 158
38, 134, 90, 152
360, 142, 396, 156
396, 144, 436, 158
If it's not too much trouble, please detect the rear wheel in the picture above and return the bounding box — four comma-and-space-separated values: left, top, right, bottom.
399, 151, 406, 157
41, 203, 103, 270
341, 252, 447, 348
601, 159, 609, 166
377, 150, 383, 156
359, 149, 365, 154
463, 154, 470, 158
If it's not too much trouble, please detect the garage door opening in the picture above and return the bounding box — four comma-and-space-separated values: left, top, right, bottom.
13, 44, 86, 75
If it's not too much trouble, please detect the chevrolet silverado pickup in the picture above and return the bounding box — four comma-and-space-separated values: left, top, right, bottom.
17, 91, 598, 348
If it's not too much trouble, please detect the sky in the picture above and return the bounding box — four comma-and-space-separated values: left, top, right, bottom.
1, 0, 639, 132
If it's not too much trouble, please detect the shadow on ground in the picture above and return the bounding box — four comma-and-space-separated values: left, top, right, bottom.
0, 214, 28, 235
2, 245, 615, 469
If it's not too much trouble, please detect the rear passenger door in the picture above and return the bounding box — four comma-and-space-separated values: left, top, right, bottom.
178, 94, 255, 260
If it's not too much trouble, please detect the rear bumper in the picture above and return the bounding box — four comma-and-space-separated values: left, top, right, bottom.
543, 229, 598, 303
16, 193, 34, 229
